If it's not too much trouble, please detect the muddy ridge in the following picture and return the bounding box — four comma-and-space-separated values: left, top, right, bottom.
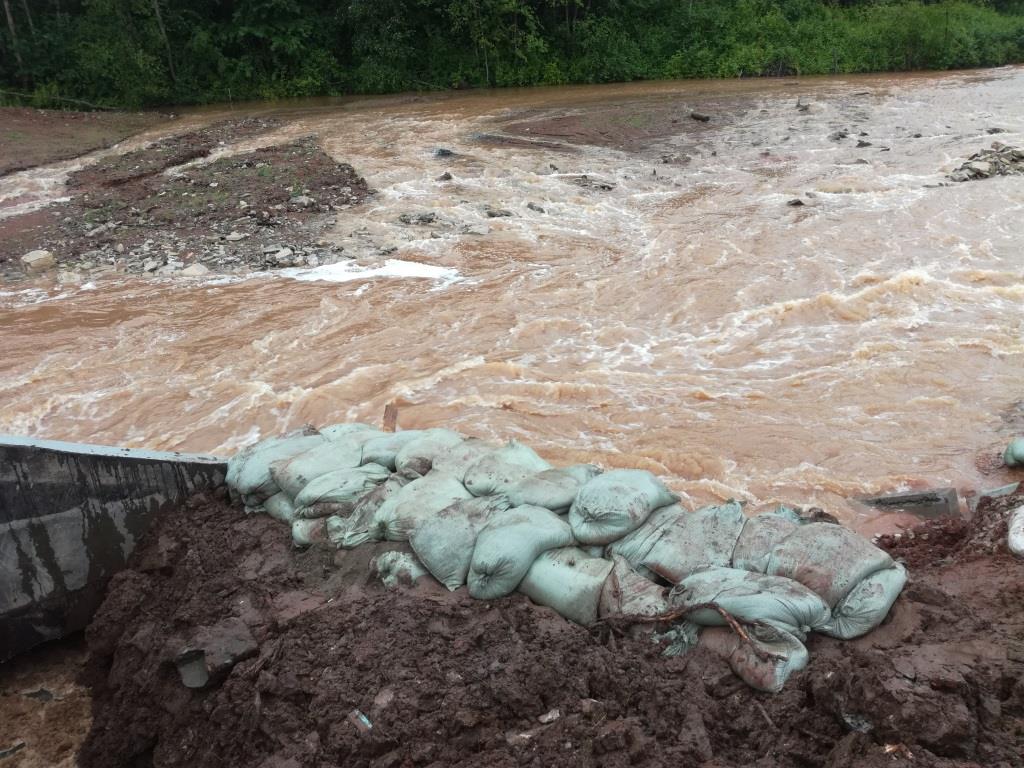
79, 489, 1024, 768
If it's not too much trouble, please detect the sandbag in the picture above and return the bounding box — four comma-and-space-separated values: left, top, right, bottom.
373, 472, 473, 542
269, 440, 364, 499
226, 432, 325, 509
699, 624, 809, 694
518, 547, 614, 626
372, 551, 431, 589
569, 469, 679, 544
264, 492, 296, 524
640, 502, 746, 584
463, 440, 553, 497
359, 430, 430, 470
320, 423, 381, 443
1011, 505, 1024, 558
468, 505, 574, 600
292, 518, 328, 548
671, 566, 832, 638
430, 438, 498, 482
820, 563, 907, 639
501, 465, 602, 513
731, 506, 803, 573
765, 523, 893, 607
292, 463, 390, 518
1004, 437, 1024, 468
335, 474, 416, 548
409, 496, 510, 590
394, 429, 465, 476
604, 503, 680, 571
599, 556, 669, 619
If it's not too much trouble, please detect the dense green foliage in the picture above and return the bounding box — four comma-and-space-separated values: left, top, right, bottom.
2, 0, 1023, 108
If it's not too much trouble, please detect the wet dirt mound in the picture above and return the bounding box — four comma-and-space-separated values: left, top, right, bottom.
80, 491, 1024, 767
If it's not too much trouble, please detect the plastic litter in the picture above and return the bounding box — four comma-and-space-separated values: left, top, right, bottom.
599, 555, 669, 618
394, 429, 465, 476
699, 623, 809, 693
731, 505, 803, 573
765, 523, 893, 607
227, 432, 325, 509
569, 469, 679, 544
292, 463, 391, 518
501, 465, 602, 513
468, 505, 574, 600
372, 551, 430, 588
1003, 437, 1024, 467
463, 440, 552, 496
1011, 505, 1024, 558
360, 430, 430, 471
640, 501, 746, 584
821, 563, 907, 639
671, 566, 832, 638
410, 496, 511, 590
518, 547, 614, 626
270, 440, 364, 499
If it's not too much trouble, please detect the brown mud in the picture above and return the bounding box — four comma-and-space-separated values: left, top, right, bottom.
0, 106, 163, 178
0, 118, 371, 278
78, 489, 1024, 768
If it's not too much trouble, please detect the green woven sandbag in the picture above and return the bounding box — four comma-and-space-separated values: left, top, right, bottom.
373, 551, 431, 589
394, 429, 465, 476
409, 496, 511, 591
429, 438, 499, 483
518, 547, 614, 626
599, 555, 669, 619
468, 505, 574, 600
291, 518, 327, 548
372, 472, 473, 542
640, 501, 746, 584
671, 566, 832, 639
360, 430, 430, 471
320, 423, 381, 443
292, 463, 391, 518
263, 492, 296, 524
699, 623, 809, 693
820, 563, 907, 639
604, 503, 680, 573
1004, 437, 1024, 468
569, 469, 679, 545
765, 523, 893, 607
731, 506, 803, 573
334, 474, 415, 548
501, 465, 602, 513
270, 439, 364, 499
226, 432, 325, 510
464, 440, 552, 497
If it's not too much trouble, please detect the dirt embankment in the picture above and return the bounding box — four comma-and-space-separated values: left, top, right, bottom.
76, 488, 1024, 768
0, 107, 164, 178
0, 117, 372, 280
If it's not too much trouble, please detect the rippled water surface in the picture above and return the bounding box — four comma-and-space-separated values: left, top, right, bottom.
3, 68, 1023, 525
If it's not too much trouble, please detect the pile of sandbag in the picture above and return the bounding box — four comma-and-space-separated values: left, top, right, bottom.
226, 424, 908, 693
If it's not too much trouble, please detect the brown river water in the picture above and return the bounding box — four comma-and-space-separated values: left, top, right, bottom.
2, 68, 1023, 528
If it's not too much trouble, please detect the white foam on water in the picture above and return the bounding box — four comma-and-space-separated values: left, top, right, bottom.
275, 258, 462, 285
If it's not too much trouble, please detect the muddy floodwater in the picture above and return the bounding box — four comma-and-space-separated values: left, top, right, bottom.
2, 68, 1023, 526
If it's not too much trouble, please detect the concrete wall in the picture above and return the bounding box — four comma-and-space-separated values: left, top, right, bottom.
0, 436, 227, 662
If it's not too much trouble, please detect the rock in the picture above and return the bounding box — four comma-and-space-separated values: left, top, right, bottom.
968, 160, 992, 175
225, 231, 248, 242
142, 258, 162, 272
485, 207, 514, 218
986, 127, 1007, 134
180, 263, 210, 277
433, 148, 455, 158
856, 139, 872, 148
173, 618, 257, 689
690, 111, 711, 123
787, 199, 805, 207
290, 195, 315, 208
21, 249, 56, 271
829, 130, 849, 141
527, 202, 546, 214
538, 708, 560, 724
436, 171, 453, 181
398, 212, 437, 225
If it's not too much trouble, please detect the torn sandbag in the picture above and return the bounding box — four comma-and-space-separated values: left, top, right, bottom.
501, 465, 602, 513
569, 469, 679, 544
765, 523, 893, 607
320, 423, 381, 443
640, 501, 746, 584
360, 430, 430, 471
292, 518, 328, 548
372, 551, 431, 589
394, 429, 465, 476
430, 438, 498, 482
292, 463, 391, 518
656, 621, 702, 657
463, 440, 552, 496
333, 474, 414, 547
409, 496, 510, 590
1003, 437, 1024, 468
371, 472, 473, 542
468, 505, 574, 600
518, 547, 613, 626
270, 440, 364, 498
820, 562, 907, 639
699, 624, 809, 694
599, 556, 669, 619
227, 432, 325, 510
731, 506, 803, 573
671, 566, 832, 638
264, 492, 296, 524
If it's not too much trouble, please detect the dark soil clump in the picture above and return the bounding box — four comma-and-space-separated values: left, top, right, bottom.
80, 491, 1024, 767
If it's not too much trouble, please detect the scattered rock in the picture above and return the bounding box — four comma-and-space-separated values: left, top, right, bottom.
290, 195, 316, 208
690, 112, 711, 123
569, 175, 615, 191
949, 142, 1024, 181
986, 127, 1007, 134
786, 199, 805, 207
485, 207, 514, 218
225, 231, 248, 242
180, 263, 210, 277
856, 139, 872, 148
436, 171, 453, 181
433, 148, 455, 158
538, 708, 561, 724
829, 130, 849, 141
398, 212, 437, 225
527, 202, 546, 214
21, 249, 56, 271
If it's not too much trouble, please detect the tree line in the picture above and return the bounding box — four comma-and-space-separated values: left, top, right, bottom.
2, 0, 1023, 109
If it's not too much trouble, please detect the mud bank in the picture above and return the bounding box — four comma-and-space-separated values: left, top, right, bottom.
77, 488, 1024, 768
